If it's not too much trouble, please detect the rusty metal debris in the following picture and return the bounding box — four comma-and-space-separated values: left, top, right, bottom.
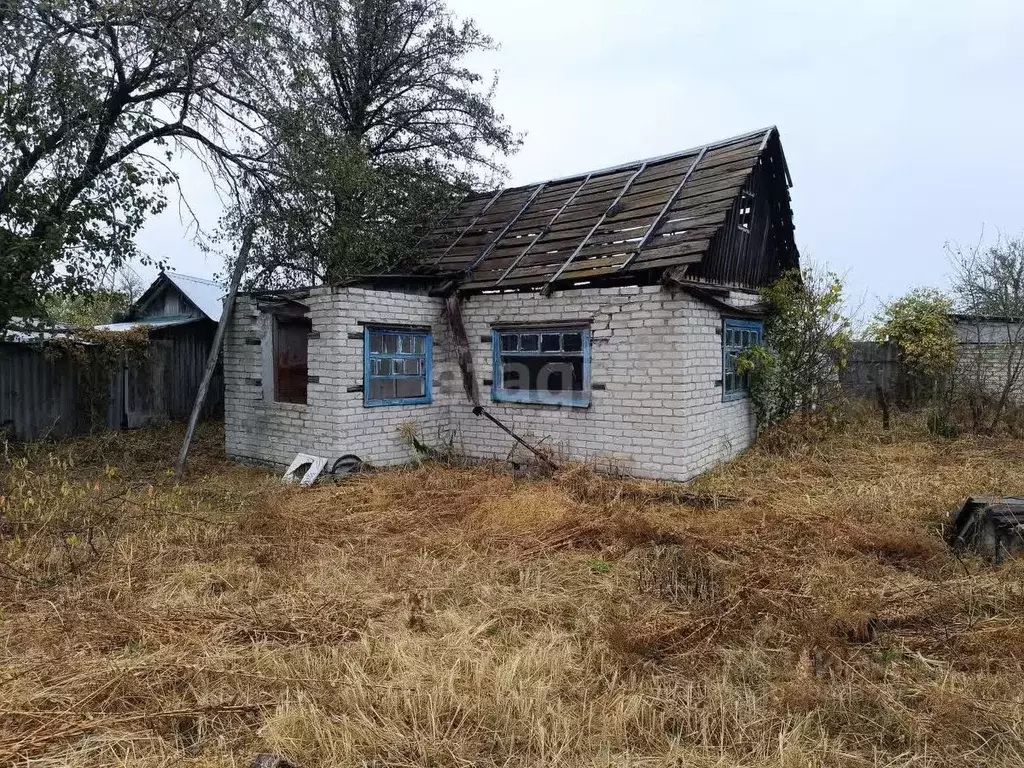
951, 496, 1024, 563
473, 406, 559, 470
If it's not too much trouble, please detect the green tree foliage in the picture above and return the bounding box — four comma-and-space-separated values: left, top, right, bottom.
0, 0, 273, 328
871, 288, 958, 380
41, 266, 143, 326
237, 0, 520, 288
738, 266, 852, 431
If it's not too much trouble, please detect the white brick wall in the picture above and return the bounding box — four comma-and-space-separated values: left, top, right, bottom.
223, 283, 758, 482
224, 287, 455, 468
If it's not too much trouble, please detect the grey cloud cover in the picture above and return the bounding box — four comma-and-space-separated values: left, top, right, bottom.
137, 0, 1024, 315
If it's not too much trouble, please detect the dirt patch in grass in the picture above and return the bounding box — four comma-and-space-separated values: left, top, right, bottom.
3, 420, 1024, 766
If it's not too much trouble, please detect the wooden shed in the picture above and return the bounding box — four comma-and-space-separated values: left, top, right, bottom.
98, 271, 225, 425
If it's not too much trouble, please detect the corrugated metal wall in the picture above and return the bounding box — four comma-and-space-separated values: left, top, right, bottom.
0, 324, 222, 441
839, 342, 902, 399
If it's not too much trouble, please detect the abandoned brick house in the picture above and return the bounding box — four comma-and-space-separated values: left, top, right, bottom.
223, 126, 799, 481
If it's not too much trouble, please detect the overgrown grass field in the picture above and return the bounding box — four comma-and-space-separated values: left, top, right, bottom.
2, 419, 1024, 766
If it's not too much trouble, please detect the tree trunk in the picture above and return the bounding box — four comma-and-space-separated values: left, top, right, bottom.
175, 216, 259, 475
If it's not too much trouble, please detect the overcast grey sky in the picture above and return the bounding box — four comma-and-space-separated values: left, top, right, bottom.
136, 0, 1024, 316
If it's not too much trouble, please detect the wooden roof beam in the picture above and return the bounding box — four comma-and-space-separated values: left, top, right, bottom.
618, 145, 709, 272
494, 174, 593, 286
465, 182, 547, 276
411, 191, 471, 255
541, 162, 649, 295
429, 188, 505, 266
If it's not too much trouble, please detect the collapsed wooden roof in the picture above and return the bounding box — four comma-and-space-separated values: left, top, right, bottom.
413, 126, 798, 294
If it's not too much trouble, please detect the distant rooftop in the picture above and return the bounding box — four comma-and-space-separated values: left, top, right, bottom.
163, 271, 225, 322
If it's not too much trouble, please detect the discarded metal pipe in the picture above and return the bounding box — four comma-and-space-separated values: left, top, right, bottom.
472, 406, 559, 470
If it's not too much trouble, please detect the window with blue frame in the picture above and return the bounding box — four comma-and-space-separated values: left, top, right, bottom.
722, 318, 763, 400
364, 327, 432, 406
492, 327, 591, 407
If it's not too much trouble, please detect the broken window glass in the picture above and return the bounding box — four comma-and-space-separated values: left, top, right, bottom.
492, 327, 591, 407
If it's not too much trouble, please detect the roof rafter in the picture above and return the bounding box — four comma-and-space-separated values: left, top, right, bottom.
618, 145, 709, 272
465, 182, 548, 276
541, 162, 649, 293
495, 174, 594, 286
430, 188, 505, 267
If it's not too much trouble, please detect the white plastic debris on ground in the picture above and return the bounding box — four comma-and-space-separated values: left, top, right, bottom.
282, 453, 327, 487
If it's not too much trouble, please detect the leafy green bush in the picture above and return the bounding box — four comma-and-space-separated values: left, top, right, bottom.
738, 266, 852, 431
872, 289, 958, 391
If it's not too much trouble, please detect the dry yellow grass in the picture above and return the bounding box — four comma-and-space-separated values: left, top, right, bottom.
2, 418, 1024, 766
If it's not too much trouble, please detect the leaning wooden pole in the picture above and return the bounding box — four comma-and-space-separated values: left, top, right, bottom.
175, 218, 259, 476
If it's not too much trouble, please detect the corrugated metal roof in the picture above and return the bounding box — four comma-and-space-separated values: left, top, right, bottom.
94, 316, 200, 332
2, 317, 76, 344
412, 126, 796, 292
164, 271, 224, 322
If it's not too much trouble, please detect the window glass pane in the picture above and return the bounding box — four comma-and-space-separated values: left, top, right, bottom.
501, 358, 529, 391
502, 355, 585, 393
395, 378, 426, 399
501, 334, 518, 352
366, 328, 430, 405
725, 372, 735, 392
562, 332, 583, 352
370, 378, 396, 401
493, 326, 590, 405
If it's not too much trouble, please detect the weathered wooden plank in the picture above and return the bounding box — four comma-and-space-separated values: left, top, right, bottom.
616, 145, 710, 272
617, 168, 751, 215
466, 182, 548, 273
630, 239, 712, 267
669, 184, 749, 214
635, 226, 721, 252
430, 189, 505, 266
646, 211, 728, 236
496, 173, 594, 285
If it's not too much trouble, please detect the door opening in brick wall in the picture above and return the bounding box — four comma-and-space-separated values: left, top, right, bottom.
274, 315, 312, 404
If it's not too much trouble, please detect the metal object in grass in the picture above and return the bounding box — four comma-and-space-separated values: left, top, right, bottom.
251, 755, 298, 768
472, 405, 559, 470
951, 496, 1024, 563
330, 454, 365, 478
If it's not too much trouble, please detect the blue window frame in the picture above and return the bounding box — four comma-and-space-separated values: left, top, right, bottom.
364, 327, 432, 407
492, 327, 591, 408
723, 318, 763, 401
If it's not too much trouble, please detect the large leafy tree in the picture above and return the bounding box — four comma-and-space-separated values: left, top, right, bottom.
239, 0, 520, 288
0, 0, 273, 327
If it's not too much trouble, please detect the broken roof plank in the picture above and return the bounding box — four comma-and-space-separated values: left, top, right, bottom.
619, 145, 709, 272
416, 125, 796, 291
430, 189, 505, 266
496, 173, 594, 286
465, 183, 548, 276
542, 162, 650, 292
